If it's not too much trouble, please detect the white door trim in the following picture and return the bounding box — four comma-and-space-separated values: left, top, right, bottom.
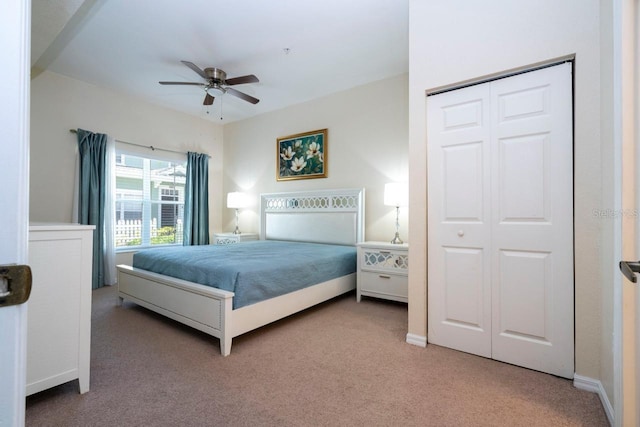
0, 0, 31, 424
611, 0, 624, 424
614, 0, 639, 425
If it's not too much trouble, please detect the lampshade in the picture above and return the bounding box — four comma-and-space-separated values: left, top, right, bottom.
227, 192, 249, 209
384, 183, 408, 207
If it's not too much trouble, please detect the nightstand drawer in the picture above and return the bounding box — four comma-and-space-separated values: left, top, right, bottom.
358, 271, 408, 302
213, 233, 258, 245
359, 248, 408, 276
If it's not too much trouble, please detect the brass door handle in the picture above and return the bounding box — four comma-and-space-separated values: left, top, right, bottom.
0, 265, 32, 307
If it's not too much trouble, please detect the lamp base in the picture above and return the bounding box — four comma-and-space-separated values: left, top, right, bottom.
390, 232, 403, 245
233, 209, 241, 234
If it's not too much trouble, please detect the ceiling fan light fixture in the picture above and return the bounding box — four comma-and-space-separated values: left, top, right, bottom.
206, 85, 226, 96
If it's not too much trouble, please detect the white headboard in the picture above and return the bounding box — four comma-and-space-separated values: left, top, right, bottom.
260, 188, 365, 246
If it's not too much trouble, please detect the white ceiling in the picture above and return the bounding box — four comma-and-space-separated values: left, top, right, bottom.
32, 0, 409, 123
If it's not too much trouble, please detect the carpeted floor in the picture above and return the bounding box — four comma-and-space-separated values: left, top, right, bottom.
26, 285, 608, 426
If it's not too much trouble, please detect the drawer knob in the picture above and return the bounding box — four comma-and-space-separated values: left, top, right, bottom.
457, 229, 464, 237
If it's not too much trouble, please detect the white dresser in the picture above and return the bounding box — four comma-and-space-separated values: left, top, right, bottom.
27, 223, 94, 395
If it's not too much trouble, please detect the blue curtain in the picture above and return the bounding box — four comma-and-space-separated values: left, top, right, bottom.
77, 128, 107, 289
183, 152, 210, 245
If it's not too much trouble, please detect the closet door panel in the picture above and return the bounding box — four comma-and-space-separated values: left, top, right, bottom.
490, 63, 574, 378
427, 83, 492, 357
498, 133, 549, 222
443, 247, 486, 329
497, 249, 552, 341
443, 142, 484, 221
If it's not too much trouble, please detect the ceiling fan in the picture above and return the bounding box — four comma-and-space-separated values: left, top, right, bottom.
159, 60, 260, 106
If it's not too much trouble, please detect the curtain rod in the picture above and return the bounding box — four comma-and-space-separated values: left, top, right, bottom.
69, 129, 209, 158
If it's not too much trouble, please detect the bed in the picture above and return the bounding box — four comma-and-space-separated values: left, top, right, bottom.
116, 188, 365, 356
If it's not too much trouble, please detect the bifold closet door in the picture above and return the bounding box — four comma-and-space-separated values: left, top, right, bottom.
426, 82, 493, 358
427, 63, 574, 378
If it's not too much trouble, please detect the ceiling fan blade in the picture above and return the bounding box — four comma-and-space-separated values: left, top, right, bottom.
159, 81, 205, 86
203, 93, 215, 106
225, 74, 259, 85
226, 87, 260, 104
181, 60, 208, 79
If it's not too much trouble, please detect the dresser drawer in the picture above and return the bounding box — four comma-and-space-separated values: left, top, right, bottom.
358, 271, 408, 302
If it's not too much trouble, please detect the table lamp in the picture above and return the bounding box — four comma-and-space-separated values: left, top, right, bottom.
384, 183, 408, 244
227, 192, 248, 234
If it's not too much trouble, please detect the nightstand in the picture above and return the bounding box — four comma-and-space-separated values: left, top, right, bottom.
356, 241, 408, 303
213, 232, 259, 245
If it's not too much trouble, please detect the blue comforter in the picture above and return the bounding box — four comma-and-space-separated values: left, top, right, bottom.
132, 240, 356, 309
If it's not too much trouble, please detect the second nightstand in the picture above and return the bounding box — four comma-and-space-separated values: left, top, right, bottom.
356, 241, 408, 303
213, 232, 259, 245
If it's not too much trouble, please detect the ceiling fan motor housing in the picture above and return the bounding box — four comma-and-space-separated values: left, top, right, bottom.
205, 67, 227, 83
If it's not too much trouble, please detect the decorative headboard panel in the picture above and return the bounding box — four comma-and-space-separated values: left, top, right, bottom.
260, 188, 365, 246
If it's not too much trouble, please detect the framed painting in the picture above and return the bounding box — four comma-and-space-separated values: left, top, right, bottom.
277, 129, 327, 181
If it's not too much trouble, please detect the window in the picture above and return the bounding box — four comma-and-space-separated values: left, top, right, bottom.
160, 188, 181, 227
115, 152, 186, 249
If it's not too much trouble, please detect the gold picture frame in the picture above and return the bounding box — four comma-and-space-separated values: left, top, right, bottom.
276, 129, 327, 181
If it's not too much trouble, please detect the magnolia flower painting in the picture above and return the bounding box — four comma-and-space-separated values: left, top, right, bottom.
277, 129, 327, 181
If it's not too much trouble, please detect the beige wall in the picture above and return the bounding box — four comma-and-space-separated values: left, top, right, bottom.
30, 71, 224, 239
222, 74, 409, 242
31, 72, 409, 262
408, 0, 608, 397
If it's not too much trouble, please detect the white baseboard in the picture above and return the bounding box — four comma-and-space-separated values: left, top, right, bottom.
406, 333, 427, 347
573, 374, 613, 426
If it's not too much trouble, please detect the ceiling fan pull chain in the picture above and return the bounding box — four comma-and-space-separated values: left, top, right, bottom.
220, 95, 224, 121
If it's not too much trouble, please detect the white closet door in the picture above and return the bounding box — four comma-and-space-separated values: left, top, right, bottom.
427, 63, 574, 378
490, 64, 574, 378
427, 82, 492, 357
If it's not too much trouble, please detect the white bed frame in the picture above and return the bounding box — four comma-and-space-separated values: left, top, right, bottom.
117, 188, 365, 356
